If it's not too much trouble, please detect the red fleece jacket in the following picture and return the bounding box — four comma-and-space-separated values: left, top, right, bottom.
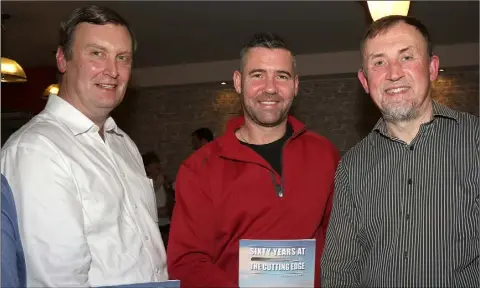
167, 116, 340, 287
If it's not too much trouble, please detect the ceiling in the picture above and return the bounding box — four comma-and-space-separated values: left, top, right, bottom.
1, 1, 479, 69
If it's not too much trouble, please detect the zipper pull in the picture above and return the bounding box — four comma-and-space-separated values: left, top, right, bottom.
275, 184, 284, 198
271, 171, 284, 198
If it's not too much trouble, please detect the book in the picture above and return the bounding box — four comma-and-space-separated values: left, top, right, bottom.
239, 239, 316, 288
97, 280, 180, 288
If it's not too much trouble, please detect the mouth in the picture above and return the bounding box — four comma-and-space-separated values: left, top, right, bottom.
384, 86, 410, 95
96, 83, 117, 90
258, 101, 278, 105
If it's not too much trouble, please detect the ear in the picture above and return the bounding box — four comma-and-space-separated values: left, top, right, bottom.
56, 47, 67, 73
357, 68, 370, 94
233, 70, 242, 94
429, 55, 440, 81
294, 75, 299, 97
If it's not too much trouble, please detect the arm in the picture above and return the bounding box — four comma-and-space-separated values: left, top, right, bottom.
1, 142, 91, 287
167, 163, 237, 288
1, 175, 25, 288
321, 161, 363, 288
319, 147, 341, 240
316, 147, 340, 287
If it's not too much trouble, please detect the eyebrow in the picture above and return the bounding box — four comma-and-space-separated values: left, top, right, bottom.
367, 45, 414, 61
85, 43, 107, 51
248, 68, 292, 78
84, 43, 132, 55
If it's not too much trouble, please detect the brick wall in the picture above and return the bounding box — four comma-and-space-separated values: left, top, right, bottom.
113, 65, 479, 179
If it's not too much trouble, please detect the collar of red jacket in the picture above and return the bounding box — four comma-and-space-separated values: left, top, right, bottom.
216, 115, 307, 162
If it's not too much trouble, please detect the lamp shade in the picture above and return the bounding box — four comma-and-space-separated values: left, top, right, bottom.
43, 84, 60, 99
367, 1, 410, 21
1, 57, 27, 83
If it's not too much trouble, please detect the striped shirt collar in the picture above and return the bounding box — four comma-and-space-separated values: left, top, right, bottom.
372, 100, 460, 136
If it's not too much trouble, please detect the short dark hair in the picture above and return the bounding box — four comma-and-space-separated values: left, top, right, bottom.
192, 128, 214, 142
59, 5, 137, 60
360, 15, 433, 63
142, 152, 160, 167
239, 32, 296, 73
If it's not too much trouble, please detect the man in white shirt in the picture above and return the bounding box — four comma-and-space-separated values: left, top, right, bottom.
0, 5, 168, 287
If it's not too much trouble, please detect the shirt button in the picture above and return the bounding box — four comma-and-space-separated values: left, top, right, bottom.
406, 213, 410, 220
404, 251, 408, 260
409, 145, 414, 151
156, 268, 160, 274
145, 236, 149, 241
134, 204, 138, 209
408, 178, 412, 185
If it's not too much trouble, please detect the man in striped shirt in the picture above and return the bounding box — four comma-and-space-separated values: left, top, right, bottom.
321, 15, 479, 287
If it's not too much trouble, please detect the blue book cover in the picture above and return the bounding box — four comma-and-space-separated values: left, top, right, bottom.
239, 239, 316, 288
97, 280, 180, 288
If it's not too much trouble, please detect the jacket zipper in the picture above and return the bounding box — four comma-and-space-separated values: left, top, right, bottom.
274, 127, 306, 199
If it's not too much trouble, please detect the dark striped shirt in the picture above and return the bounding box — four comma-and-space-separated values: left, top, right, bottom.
321, 101, 479, 287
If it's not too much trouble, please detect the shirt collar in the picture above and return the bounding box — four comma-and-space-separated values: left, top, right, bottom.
430, 100, 460, 122
44, 95, 120, 136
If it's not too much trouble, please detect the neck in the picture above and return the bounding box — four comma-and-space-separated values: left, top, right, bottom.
236, 118, 288, 145
59, 87, 108, 138
384, 100, 433, 145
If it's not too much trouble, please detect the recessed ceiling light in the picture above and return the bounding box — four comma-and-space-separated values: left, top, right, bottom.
439, 68, 445, 72
221, 82, 227, 85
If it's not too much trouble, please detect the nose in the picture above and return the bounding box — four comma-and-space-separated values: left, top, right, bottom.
104, 58, 119, 78
263, 75, 278, 95
386, 61, 405, 81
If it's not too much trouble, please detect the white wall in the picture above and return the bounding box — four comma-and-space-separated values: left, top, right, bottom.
131, 42, 479, 88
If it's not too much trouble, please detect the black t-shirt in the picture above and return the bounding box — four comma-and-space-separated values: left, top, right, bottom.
240, 124, 294, 175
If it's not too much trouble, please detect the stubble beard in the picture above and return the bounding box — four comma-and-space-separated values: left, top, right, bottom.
380, 98, 419, 122
241, 93, 292, 128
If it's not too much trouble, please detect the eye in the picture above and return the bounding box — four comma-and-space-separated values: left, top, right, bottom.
251, 73, 262, 78
277, 75, 289, 80
117, 55, 131, 62
402, 55, 413, 61
373, 60, 385, 66
91, 50, 103, 57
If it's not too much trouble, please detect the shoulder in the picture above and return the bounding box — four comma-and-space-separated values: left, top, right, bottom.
2, 113, 66, 156
339, 133, 374, 171
454, 110, 479, 130
1, 175, 13, 203
302, 130, 338, 150
181, 140, 221, 171
1, 175, 16, 221
298, 130, 340, 163
115, 126, 139, 148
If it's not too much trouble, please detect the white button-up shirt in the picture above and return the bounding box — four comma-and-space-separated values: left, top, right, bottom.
1, 95, 168, 287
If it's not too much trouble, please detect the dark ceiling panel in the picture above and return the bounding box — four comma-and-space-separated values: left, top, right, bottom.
1, 1, 478, 69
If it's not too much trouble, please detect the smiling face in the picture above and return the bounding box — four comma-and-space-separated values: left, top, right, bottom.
358, 21, 439, 122
233, 47, 298, 128
56, 22, 133, 124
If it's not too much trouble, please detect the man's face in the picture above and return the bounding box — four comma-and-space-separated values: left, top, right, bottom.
233, 47, 299, 128
358, 22, 439, 122
56, 23, 133, 122
145, 162, 162, 180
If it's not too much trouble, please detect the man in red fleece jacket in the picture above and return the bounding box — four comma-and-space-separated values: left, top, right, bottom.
167, 32, 340, 288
